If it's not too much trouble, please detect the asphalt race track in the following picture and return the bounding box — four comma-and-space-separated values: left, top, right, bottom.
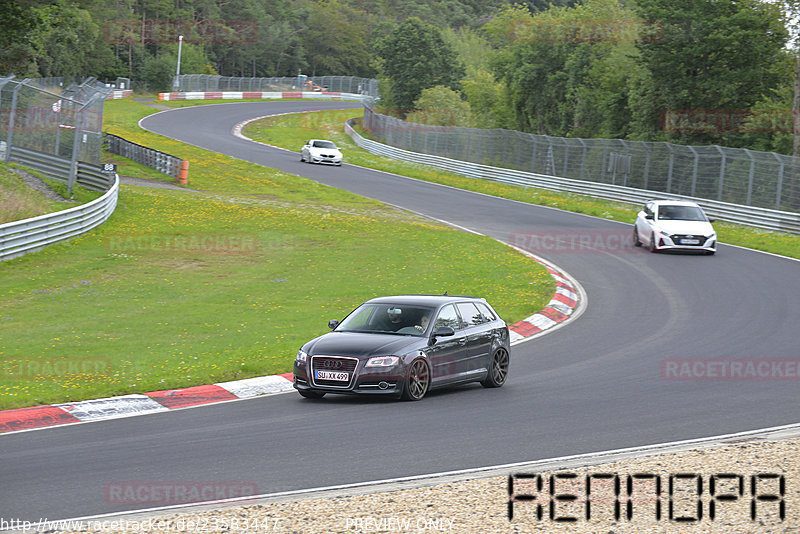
2, 101, 799, 521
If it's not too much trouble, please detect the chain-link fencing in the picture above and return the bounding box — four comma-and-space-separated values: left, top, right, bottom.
0, 76, 111, 168
173, 74, 379, 97
362, 104, 800, 214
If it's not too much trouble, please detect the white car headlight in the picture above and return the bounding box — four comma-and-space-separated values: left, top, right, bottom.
296, 350, 308, 363
365, 356, 399, 368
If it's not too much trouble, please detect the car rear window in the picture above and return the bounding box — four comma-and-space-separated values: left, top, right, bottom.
456, 302, 486, 327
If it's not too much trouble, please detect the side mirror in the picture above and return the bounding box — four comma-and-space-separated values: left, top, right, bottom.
708, 217, 716, 223
433, 326, 455, 338
328, 320, 339, 330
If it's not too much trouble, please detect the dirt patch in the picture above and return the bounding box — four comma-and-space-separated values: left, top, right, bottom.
8, 167, 71, 203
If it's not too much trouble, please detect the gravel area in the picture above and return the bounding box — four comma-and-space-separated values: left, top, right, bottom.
8, 167, 70, 203
119, 175, 197, 191
49, 435, 797, 534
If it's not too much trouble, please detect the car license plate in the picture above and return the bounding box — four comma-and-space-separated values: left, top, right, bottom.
680, 238, 700, 245
315, 370, 349, 381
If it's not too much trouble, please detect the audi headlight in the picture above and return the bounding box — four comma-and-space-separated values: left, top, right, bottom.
365, 356, 399, 368
295, 350, 308, 363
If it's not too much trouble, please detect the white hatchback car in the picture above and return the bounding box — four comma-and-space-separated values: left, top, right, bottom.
633, 200, 717, 254
300, 139, 342, 165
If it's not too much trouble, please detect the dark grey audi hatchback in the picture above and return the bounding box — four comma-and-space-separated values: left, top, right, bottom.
293, 295, 510, 401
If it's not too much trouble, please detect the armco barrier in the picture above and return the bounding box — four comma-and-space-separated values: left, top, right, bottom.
104, 133, 185, 180
345, 119, 800, 234
8, 146, 116, 191
0, 173, 119, 261
157, 91, 369, 102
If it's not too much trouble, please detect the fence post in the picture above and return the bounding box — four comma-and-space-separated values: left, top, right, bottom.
744, 149, 755, 205
772, 152, 784, 210
68, 102, 84, 195
688, 146, 699, 197
6, 79, 28, 162
714, 146, 726, 201
643, 143, 651, 190
620, 140, 630, 187
666, 144, 675, 194
578, 138, 587, 181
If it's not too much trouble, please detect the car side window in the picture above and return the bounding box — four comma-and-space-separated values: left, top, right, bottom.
434, 305, 460, 330
456, 302, 485, 327
475, 302, 496, 322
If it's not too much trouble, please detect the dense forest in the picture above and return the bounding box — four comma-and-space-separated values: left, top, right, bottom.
2, 0, 797, 153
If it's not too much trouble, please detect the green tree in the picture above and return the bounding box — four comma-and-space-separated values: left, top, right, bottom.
0, 1, 43, 75
301, 0, 374, 77
374, 17, 465, 114
633, 0, 788, 145
406, 85, 473, 126
141, 43, 217, 91
489, 0, 655, 138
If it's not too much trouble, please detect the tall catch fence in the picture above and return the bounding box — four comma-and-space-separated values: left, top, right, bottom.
174, 74, 379, 97
0, 75, 113, 193
362, 104, 800, 214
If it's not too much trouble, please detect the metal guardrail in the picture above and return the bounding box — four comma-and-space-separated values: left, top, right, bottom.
0, 173, 119, 261
345, 119, 800, 234
104, 133, 183, 179
8, 146, 115, 191
174, 74, 379, 97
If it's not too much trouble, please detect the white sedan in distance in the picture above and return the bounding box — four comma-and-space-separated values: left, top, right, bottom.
300, 139, 343, 166
633, 200, 717, 255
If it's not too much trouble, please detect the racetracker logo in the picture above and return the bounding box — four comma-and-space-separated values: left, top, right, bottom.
510, 230, 636, 254
103, 20, 257, 44
105, 233, 259, 255
661, 109, 796, 134
104, 481, 258, 505
1, 358, 110, 381
661, 358, 800, 381
509, 19, 663, 44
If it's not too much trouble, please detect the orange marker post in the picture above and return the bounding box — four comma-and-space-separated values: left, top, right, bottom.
179, 160, 189, 185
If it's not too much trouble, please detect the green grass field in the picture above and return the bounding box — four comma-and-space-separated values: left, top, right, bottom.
0, 99, 554, 411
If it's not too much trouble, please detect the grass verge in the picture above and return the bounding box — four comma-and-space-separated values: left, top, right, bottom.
0, 164, 101, 224
0, 99, 553, 411
244, 109, 800, 260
